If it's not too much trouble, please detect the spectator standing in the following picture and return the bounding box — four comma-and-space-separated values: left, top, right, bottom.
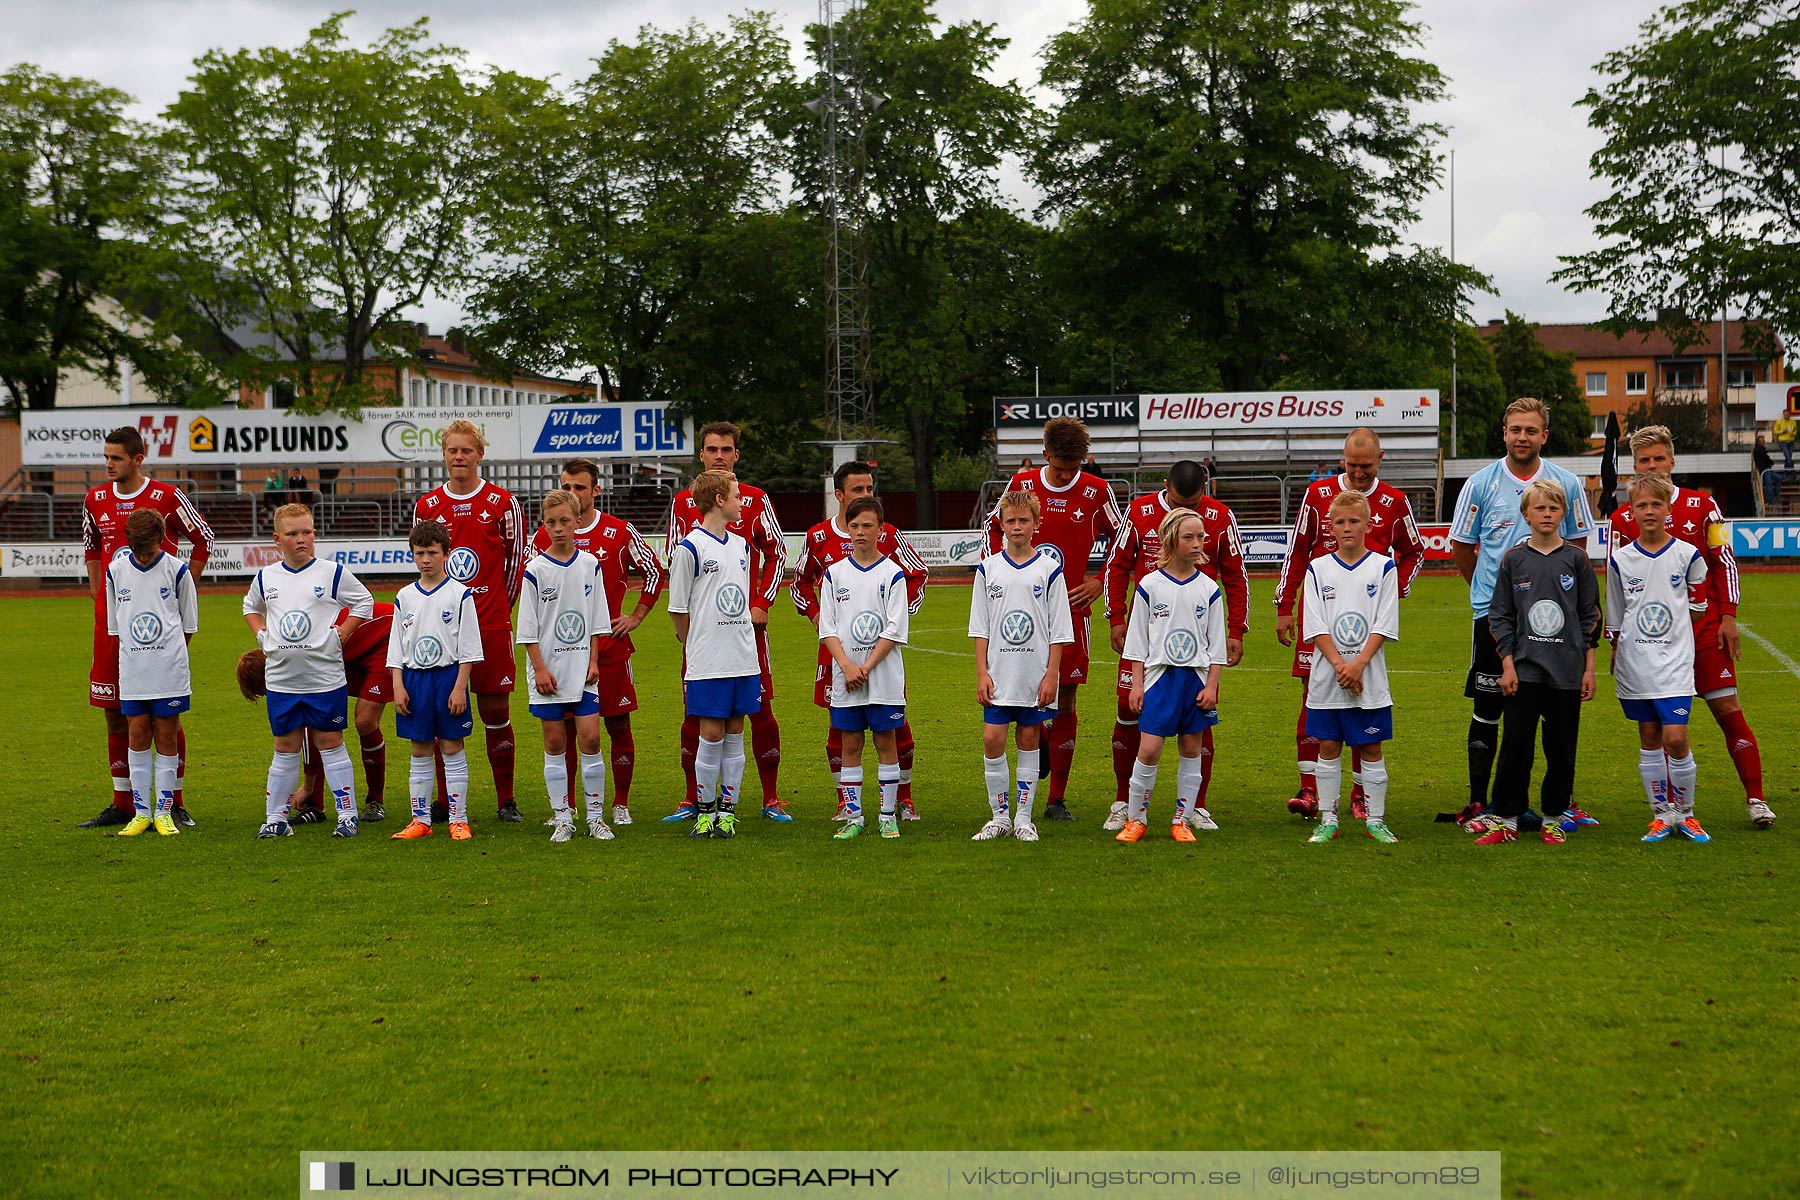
1774, 412, 1798, 470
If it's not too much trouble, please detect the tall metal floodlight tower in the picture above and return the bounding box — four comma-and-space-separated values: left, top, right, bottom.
808, 0, 883, 478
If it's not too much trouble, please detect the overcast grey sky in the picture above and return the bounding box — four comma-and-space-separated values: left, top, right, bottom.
6, 0, 1668, 332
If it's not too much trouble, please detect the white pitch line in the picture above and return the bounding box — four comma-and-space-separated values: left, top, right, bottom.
1740, 624, 1800, 681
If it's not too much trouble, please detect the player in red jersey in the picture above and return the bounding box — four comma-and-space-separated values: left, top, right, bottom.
662, 421, 791, 821
1609, 426, 1773, 829
293, 601, 397, 823
1101, 459, 1247, 830
530, 457, 666, 824
789, 460, 929, 818
982, 417, 1124, 820
413, 419, 528, 819
1273, 428, 1424, 820
79, 425, 215, 829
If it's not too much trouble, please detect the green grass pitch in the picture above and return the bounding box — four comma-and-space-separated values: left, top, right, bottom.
4, 571, 1798, 1198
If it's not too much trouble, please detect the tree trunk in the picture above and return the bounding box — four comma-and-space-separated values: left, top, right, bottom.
908, 405, 938, 529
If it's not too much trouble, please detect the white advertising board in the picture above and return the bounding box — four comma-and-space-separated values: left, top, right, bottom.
20, 403, 693, 467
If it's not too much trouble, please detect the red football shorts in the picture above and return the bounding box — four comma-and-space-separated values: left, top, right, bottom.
469, 626, 518, 695
1692, 616, 1737, 697
345, 663, 392, 704
89, 615, 120, 709
812, 644, 832, 708
595, 659, 639, 717
1059, 614, 1090, 686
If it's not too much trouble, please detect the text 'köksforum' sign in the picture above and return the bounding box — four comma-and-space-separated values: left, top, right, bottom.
20, 402, 692, 467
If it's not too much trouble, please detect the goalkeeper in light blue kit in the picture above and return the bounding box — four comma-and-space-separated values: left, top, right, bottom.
818, 496, 911, 841
243, 503, 374, 839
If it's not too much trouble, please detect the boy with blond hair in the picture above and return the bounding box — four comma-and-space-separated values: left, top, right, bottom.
1302, 491, 1401, 844
1608, 473, 1711, 843
243, 504, 375, 838
667, 470, 761, 838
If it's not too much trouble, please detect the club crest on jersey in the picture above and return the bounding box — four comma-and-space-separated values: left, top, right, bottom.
1367, 581, 1380, 597
314, 585, 326, 598
717, 584, 748, 618
1032, 581, 1044, 598
448, 547, 480, 582
1332, 611, 1369, 650
279, 610, 312, 641
160, 586, 171, 599
554, 611, 587, 644
999, 609, 1035, 645
1083, 486, 1097, 498
1559, 573, 1575, 591
441, 609, 454, 623
129, 612, 163, 645
1669, 571, 1683, 588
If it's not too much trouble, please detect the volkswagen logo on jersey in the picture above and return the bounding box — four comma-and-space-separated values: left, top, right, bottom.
1000, 609, 1035, 646
448, 547, 480, 582
1527, 598, 1565, 637
279, 610, 312, 641
1332, 611, 1369, 650
1164, 628, 1199, 664
555, 610, 587, 644
717, 584, 748, 618
851, 611, 884, 647
129, 612, 163, 645
414, 634, 445, 667
1636, 601, 1674, 638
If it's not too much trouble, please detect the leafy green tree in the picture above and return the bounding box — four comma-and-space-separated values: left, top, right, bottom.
1553, 0, 1800, 355
0, 65, 217, 410
1487, 311, 1589, 456
162, 15, 493, 411
795, 0, 1042, 524
1035, 0, 1481, 394
470, 16, 811, 424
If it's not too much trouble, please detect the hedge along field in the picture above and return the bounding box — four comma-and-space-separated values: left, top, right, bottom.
4, 573, 1798, 1199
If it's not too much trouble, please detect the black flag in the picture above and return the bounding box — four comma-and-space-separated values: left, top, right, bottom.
1601, 412, 1621, 512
